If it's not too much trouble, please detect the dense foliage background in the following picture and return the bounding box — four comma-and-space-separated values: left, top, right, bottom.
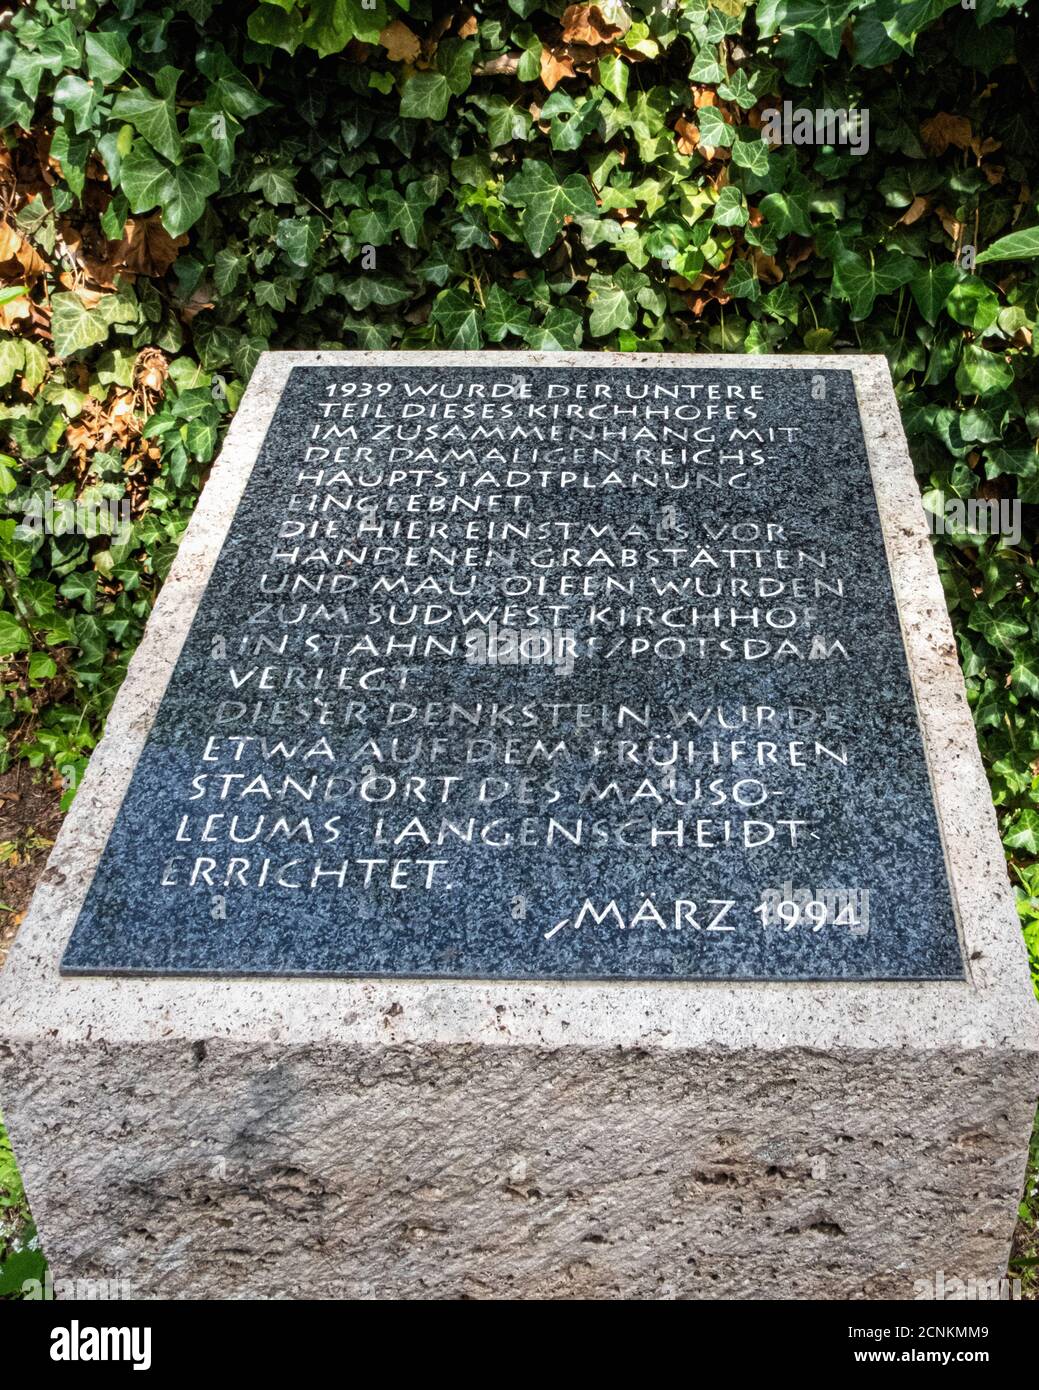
1, 0, 1039, 1298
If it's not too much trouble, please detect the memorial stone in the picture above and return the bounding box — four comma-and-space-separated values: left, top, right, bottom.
2, 352, 1036, 1300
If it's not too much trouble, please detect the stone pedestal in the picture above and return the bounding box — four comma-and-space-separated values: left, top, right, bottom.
2, 352, 1036, 1299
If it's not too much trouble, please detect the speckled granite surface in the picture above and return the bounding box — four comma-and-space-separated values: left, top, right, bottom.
61, 363, 961, 980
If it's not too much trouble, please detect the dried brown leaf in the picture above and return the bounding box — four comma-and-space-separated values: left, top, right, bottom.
752, 249, 784, 285
0, 220, 48, 284
560, 3, 626, 45
116, 215, 188, 277
920, 113, 972, 156
935, 204, 965, 243
135, 347, 169, 396
379, 19, 422, 63
541, 47, 576, 91
898, 195, 930, 227
178, 282, 215, 322
675, 118, 700, 156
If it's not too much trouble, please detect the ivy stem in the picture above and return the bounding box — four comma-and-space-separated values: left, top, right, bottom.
467, 254, 486, 308
0, 560, 44, 652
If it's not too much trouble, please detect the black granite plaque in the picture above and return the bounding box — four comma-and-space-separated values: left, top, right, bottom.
61, 362, 964, 980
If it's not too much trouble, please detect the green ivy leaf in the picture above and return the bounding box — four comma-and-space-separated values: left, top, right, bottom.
0, 336, 24, 388
587, 273, 636, 337
597, 53, 629, 102
731, 133, 771, 176
1011, 645, 1039, 698
248, 165, 297, 205
955, 344, 1015, 396
946, 279, 1001, 331
28, 650, 57, 680
60, 570, 97, 612
430, 289, 482, 349
53, 74, 101, 134
49, 124, 92, 198
185, 104, 243, 174
482, 284, 532, 343
1004, 810, 1039, 856
691, 46, 727, 84
233, 334, 267, 380
503, 159, 597, 257
968, 602, 1029, 650
348, 204, 393, 245
299, 0, 387, 55
275, 216, 323, 267
196, 46, 272, 119
726, 260, 761, 300
983, 447, 1037, 479
717, 68, 758, 111
247, 3, 300, 53
111, 70, 183, 163
84, 30, 132, 84
185, 415, 218, 461
910, 263, 961, 326
120, 148, 221, 238
757, 0, 858, 58
342, 275, 409, 310
976, 223, 1039, 264
853, 10, 903, 65
882, 0, 962, 51
525, 305, 583, 351
759, 188, 813, 237
0, 611, 31, 656
437, 37, 476, 96
384, 183, 435, 250
50, 292, 111, 356
478, 96, 533, 148
713, 186, 749, 227
0, 452, 19, 495
696, 106, 736, 148
400, 73, 452, 122
831, 249, 915, 320
213, 247, 242, 296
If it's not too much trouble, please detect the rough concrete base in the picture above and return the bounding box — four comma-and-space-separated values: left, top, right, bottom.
4, 1038, 1035, 1299
3, 353, 1038, 1299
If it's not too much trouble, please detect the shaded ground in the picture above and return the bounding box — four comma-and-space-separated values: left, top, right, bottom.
0, 763, 63, 972
0, 764, 62, 1295
1011, 1110, 1039, 1298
